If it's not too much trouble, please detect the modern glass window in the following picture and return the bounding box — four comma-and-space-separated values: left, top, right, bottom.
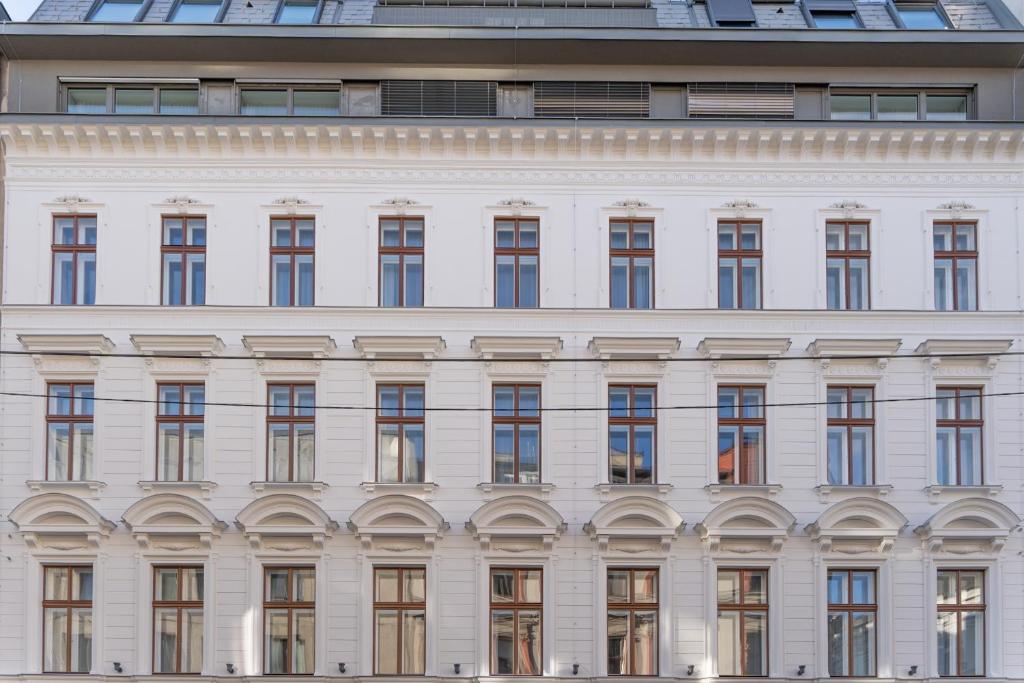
937, 569, 985, 677
153, 566, 204, 674
608, 385, 656, 484
379, 217, 424, 307
374, 567, 426, 675
52, 215, 97, 305
159, 90, 200, 114
830, 90, 970, 121
376, 384, 425, 483
490, 568, 543, 676
88, 0, 144, 21
934, 221, 977, 311
270, 217, 315, 306
169, 0, 222, 21
64, 85, 200, 115
67, 88, 107, 114
240, 88, 340, 116
266, 384, 315, 482
609, 219, 654, 309
264, 567, 315, 675
718, 220, 762, 309
811, 10, 860, 27
46, 383, 95, 482
43, 565, 93, 673
717, 568, 768, 677
896, 3, 949, 28
607, 568, 658, 676
717, 386, 766, 485
826, 386, 874, 486
826, 221, 869, 310
935, 387, 983, 486
926, 95, 968, 121
276, 0, 319, 23
157, 383, 205, 482
827, 569, 876, 677
495, 218, 539, 308
161, 216, 206, 306
493, 384, 541, 485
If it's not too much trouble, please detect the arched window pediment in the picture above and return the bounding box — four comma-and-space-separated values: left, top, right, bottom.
9, 493, 115, 549
696, 497, 796, 553
122, 493, 227, 549
235, 494, 338, 550
584, 496, 683, 552
348, 495, 448, 550
915, 497, 1021, 553
466, 496, 566, 551
806, 497, 908, 553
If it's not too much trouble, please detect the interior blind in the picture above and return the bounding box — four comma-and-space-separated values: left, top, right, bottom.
380, 80, 498, 116
687, 82, 795, 119
533, 82, 650, 118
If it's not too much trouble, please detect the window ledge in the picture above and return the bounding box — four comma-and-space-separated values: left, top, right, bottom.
138, 480, 218, 499
925, 484, 1003, 497
705, 483, 782, 498
477, 482, 555, 497
27, 479, 106, 498
595, 483, 672, 497
815, 484, 894, 501
360, 481, 438, 495
250, 480, 328, 499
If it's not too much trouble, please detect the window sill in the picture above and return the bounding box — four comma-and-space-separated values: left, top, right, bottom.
250, 480, 328, 499
138, 480, 217, 499
705, 483, 782, 498
27, 479, 106, 498
595, 483, 672, 497
925, 484, 1003, 497
478, 482, 555, 496
361, 481, 438, 495
815, 484, 894, 501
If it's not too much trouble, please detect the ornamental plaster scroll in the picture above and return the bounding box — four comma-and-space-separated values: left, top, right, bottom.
584, 496, 684, 553
695, 496, 796, 554
914, 497, 1021, 554
805, 497, 908, 554
936, 201, 976, 219
828, 200, 869, 219
721, 200, 759, 217
122, 493, 227, 549
348, 494, 448, 551
916, 338, 1013, 374
9, 493, 115, 549
235, 494, 339, 550
466, 496, 566, 552
496, 198, 537, 216
377, 197, 420, 215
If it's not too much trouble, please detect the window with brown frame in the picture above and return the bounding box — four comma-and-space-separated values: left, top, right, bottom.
264, 567, 315, 675
46, 382, 95, 482
153, 566, 204, 675
607, 568, 658, 676
827, 569, 876, 677
933, 221, 977, 311
373, 567, 426, 675
608, 384, 656, 484
935, 387, 983, 486
490, 567, 543, 676
376, 384, 425, 483
270, 217, 315, 307
717, 568, 768, 677
826, 386, 874, 486
495, 218, 539, 308
266, 384, 315, 482
379, 217, 424, 307
609, 219, 654, 309
718, 220, 762, 310
717, 385, 765, 485
825, 221, 869, 311
43, 565, 93, 673
937, 569, 985, 677
161, 216, 206, 306
156, 383, 205, 482
492, 384, 541, 484
52, 215, 97, 305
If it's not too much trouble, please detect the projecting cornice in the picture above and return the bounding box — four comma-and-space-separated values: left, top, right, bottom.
353, 336, 446, 360
131, 334, 225, 356
589, 336, 680, 360
698, 337, 792, 358
471, 336, 563, 360
242, 335, 337, 358
806, 338, 902, 358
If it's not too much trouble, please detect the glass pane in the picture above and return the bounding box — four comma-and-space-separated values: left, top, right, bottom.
827, 571, 848, 605
851, 387, 873, 419
296, 219, 315, 247
740, 258, 761, 309
825, 223, 845, 250
607, 610, 628, 675
610, 257, 629, 309
830, 94, 871, 120
937, 610, 957, 677
376, 610, 398, 674
170, 0, 220, 22
493, 425, 514, 484
960, 571, 984, 604
632, 224, 652, 249
933, 224, 953, 251
295, 425, 314, 482
609, 387, 630, 418
380, 254, 400, 307
718, 225, 736, 250
519, 425, 540, 484
159, 88, 200, 114
717, 610, 741, 676
740, 426, 764, 484
955, 224, 976, 251
634, 387, 655, 418
294, 569, 315, 601
292, 610, 315, 674
44, 608, 68, 672
266, 569, 290, 601
73, 424, 94, 481
70, 609, 92, 673
742, 611, 768, 676
154, 608, 178, 673
45, 567, 70, 600
827, 611, 848, 677
265, 610, 288, 674
73, 568, 93, 601
927, 95, 968, 121
827, 426, 847, 485
851, 426, 873, 485
743, 571, 767, 604
404, 569, 426, 603
48, 423, 71, 480
403, 424, 425, 483
293, 90, 340, 116
377, 423, 399, 482
717, 387, 738, 419
67, 88, 106, 114
375, 569, 399, 602
610, 224, 629, 249
163, 218, 184, 246
404, 255, 424, 307
495, 221, 516, 248
188, 254, 206, 305
181, 608, 203, 673
632, 610, 657, 675
899, 5, 947, 27
402, 610, 426, 674
956, 258, 977, 310
271, 255, 292, 306
717, 570, 740, 605
741, 387, 764, 418
961, 611, 984, 676
633, 570, 657, 603
877, 94, 918, 121
936, 427, 956, 485
163, 253, 183, 305
78, 253, 96, 304
934, 258, 953, 310
826, 387, 846, 419
295, 385, 315, 416
53, 253, 74, 304
826, 258, 845, 310
296, 254, 314, 306
607, 570, 629, 603
519, 387, 540, 416
268, 385, 293, 416
633, 425, 654, 484
519, 256, 538, 308
937, 572, 959, 605
268, 424, 290, 481
495, 255, 516, 308
277, 1, 317, 23
516, 610, 542, 675
521, 570, 542, 603
717, 426, 737, 485
240, 89, 287, 116
491, 570, 514, 602
114, 88, 154, 114
959, 427, 982, 486
851, 611, 876, 676
739, 224, 759, 250
935, 389, 956, 420
848, 224, 868, 250
491, 611, 514, 674
851, 572, 874, 604
718, 258, 737, 308
380, 219, 401, 247
519, 222, 538, 248
813, 11, 859, 27
609, 425, 629, 484
849, 258, 869, 310
182, 568, 203, 601
405, 220, 424, 247
49, 384, 72, 416
155, 568, 179, 600
272, 220, 292, 247
90, 0, 143, 20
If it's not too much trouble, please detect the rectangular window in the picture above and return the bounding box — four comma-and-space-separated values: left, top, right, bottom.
608, 385, 656, 484
934, 221, 977, 311
826, 386, 874, 486
266, 384, 315, 482
490, 568, 543, 676
492, 384, 541, 485
495, 218, 539, 308
827, 569, 876, 677
373, 567, 426, 675
607, 568, 658, 676
88, 0, 144, 20
935, 387, 983, 486
896, 2, 949, 27
263, 567, 315, 675
64, 85, 199, 114
52, 215, 97, 305
270, 217, 315, 307
153, 566, 204, 674
717, 568, 768, 677
276, 0, 319, 23
239, 88, 340, 116
161, 216, 206, 306
156, 383, 205, 482
810, 10, 860, 27
830, 89, 970, 121
825, 221, 869, 310
379, 217, 424, 307
169, 0, 223, 22
937, 569, 985, 677
718, 220, 762, 309
43, 565, 93, 673
609, 219, 654, 309
376, 384, 425, 483
717, 386, 766, 485
46, 382, 95, 481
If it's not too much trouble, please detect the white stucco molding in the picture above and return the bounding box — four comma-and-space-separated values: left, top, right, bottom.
466, 495, 566, 551
583, 496, 684, 552
698, 336, 792, 359
807, 338, 902, 371
131, 334, 225, 357
588, 336, 680, 361
353, 335, 446, 360
915, 338, 1013, 371
121, 493, 227, 549
19, 333, 113, 372
242, 335, 337, 358
914, 497, 1021, 554
348, 494, 448, 551
695, 496, 796, 553
471, 336, 563, 360
805, 497, 908, 554
235, 493, 339, 550
9, 492, 115, 550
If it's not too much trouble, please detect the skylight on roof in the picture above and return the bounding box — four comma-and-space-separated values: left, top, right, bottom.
88, 0, 145, 21
896, 3, 949, 28
276, 0, 319, 23
169, 0, 223, 22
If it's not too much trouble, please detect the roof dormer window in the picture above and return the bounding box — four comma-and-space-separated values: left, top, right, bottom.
168, 0, 225, 22
274, 0, 321, 23
705, 0, 756, 27
803, 0, 862, 27
893, 1, 950, 28
87, 0, 145, 21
